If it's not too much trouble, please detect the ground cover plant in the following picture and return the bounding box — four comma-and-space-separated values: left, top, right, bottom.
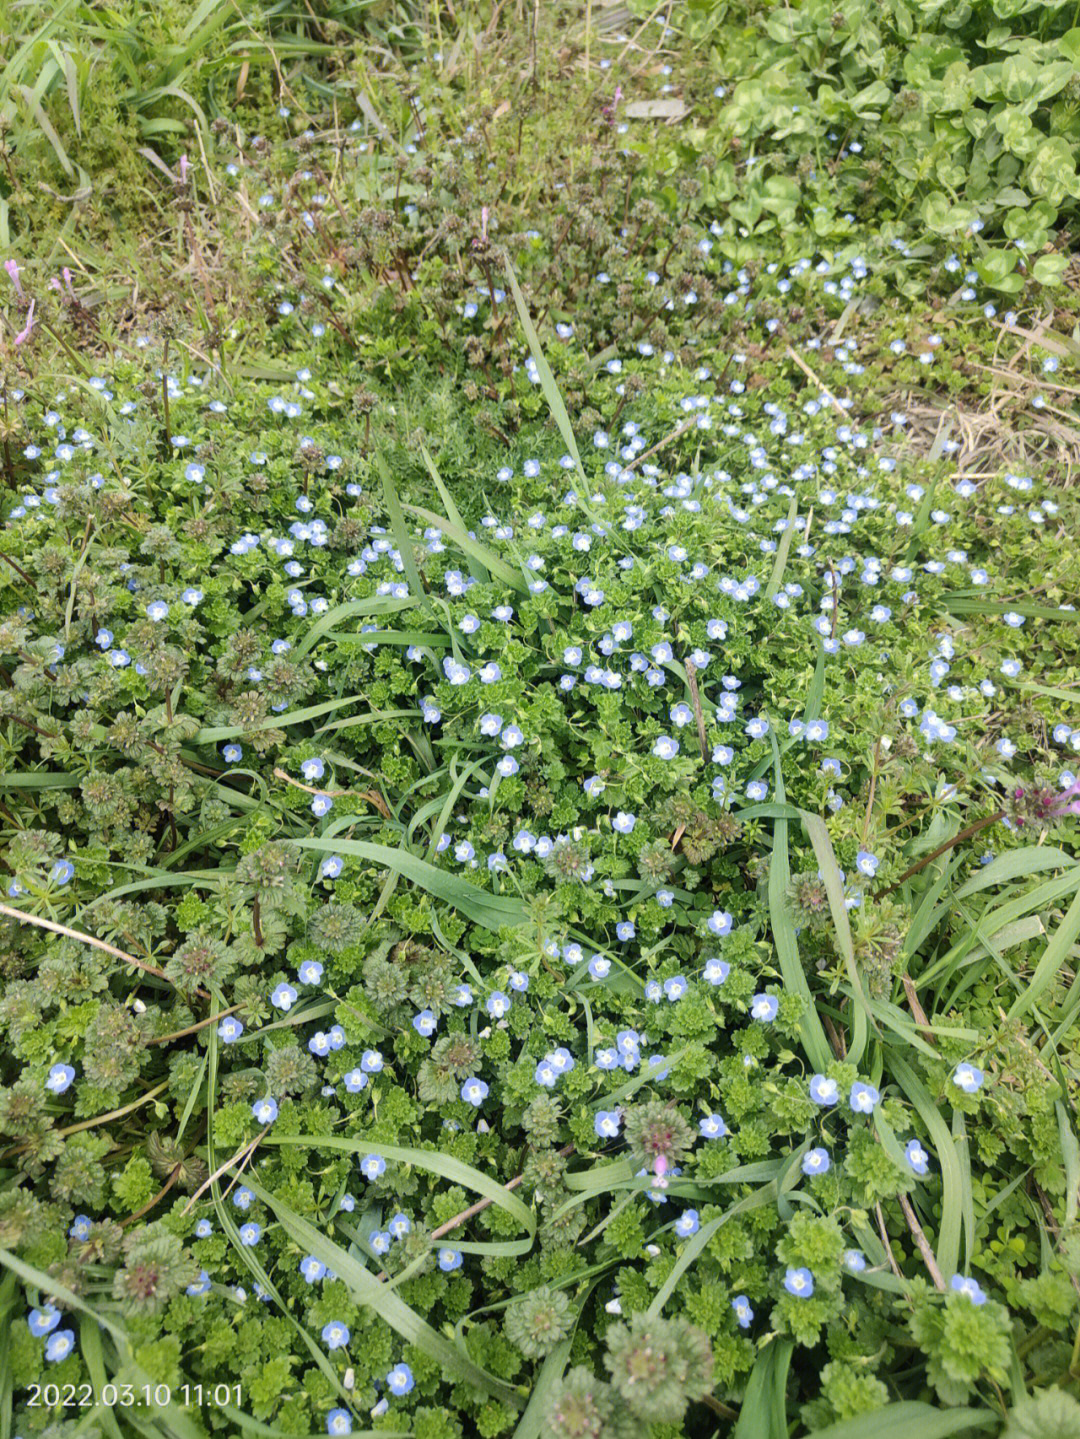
1, 3, 1080, 1437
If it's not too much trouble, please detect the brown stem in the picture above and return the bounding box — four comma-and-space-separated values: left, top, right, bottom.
147, 1003, 242, 1047
251, 896, 264, 948
0, 550, 37, 589
0, 902, 209, 997
120, 1164, 182, 1227
684, 660, 709, 764
897, 1192, 947, 1291
877, 811, 1004, 896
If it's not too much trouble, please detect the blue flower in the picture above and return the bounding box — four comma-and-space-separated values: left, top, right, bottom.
387, 1364, 414, 1396
413, 1009, 437, 1037
732, 1295, 754, 1328
196, 1220, 213, 1238
360, 1154, 386, 1180
46, 1063, 75, 1094
802, 1147, 830, 1176
300, 1256, 326, 1284
49, 860, 74, 886
45, 1329, 76, 1362
186, 1271, 211, 1296
233, 1187, 254, 1210
699, 1113, 728, 1139
311, 792, 333, 817
298, 960, 324, 985
652, 735, 679, 759
438, 1249, 464, 1272
369, 1231, 391, 1255
616, 921, 635, 941
218, 1016, 244, 1043
663, 976, 688, 1001
594, 1110, 621, 1139
486, 990, 510, 1018
750, 993, 779, 1022
950, 1275, 987, 1304
906, 1138, 930, 1175
461, 1077, 489, 1106
252, 1097, 279, 1124
952, 1063, 984, 1094
322, 1321, 350, 1350
588, 954, 611, 980
843, 1249, 867, 1273
388, 1212, 411, 1240
327, 1409, 353, 1435
360, 1049, 384, 1073
702, 957, 729, 985
849, 1081, 880, 1115
708, 909, 733, 936
809, 1074, 839, 1107
270, 983, 298, 1011
783, 1267, 814, 1298
28, 1306, 61, 1336
239, 1223, 261, 1246
612, 811, 636, 834
675, 1210, 700, 1237
319, 855, 344, 879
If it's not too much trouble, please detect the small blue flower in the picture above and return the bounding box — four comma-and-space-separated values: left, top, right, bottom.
843, 1249, 867, 1273
360, 1049, 384, 1073
802, 1147, 830, 1176
28, 1306, 61, 1336
327, 1409, 353, 1435
298, 960, 324, 985
369, 1231, 391, 1255
300, 1256, 326, 1284
732, 1295, 754, 1328
950, 1275, 987, 1304
702, 957, 730, 985
849, 1081, 880, 1115
238, 1223, 261, 1246
360, 1154, 386, 1180
809, 1074, 839, 1107
750, 994, 779, 1022
46, 1063, 75, 1094
387, 1364, 414, 1396
675, 1210, 700, 1237
413, 1009, 437, 1037
952, 1063, 984, 1094
49, 860, 74, 886
252, 1096, 278, 1124
45, 1329, 76, 1362
663, 976, 688, 1001
594, 1110, 621, 1139
783, 1267, 814, 1298
388, 1212, 411, 1240
196, 1219, 213, 1238
319, 855, 344, 879
616, 921, 635, 942
439, 1248, 464, 1272
270, 983, 298, 1012
906, 1138, 930, 1175
486, 990, 510, 1019
461, 1077, 489, 1106
322, 1320, 350, 1349
186, 1271, 211, 1297
69, 1215, 91, 1240
708, 910, 733, 937
218, 1016, 244, 1043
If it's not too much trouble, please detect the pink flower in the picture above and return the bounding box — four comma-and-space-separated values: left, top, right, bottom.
652, 1152, 669, 1189
14, 299, 35, 346
4, 259, 25, 301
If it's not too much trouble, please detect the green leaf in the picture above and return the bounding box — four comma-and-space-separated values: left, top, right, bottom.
768, 737, 831, 1072
732, 1338, 793, 1439
501, 251, 585, 486
808, 1402, 995, 1439
1006, 888, 1080, 1020
290, 836, 529, 929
